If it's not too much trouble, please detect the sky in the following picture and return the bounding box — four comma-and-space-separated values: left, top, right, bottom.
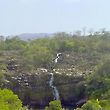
0, 0, 110, 35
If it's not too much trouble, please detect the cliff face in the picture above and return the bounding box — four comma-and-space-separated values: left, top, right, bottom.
2, 72, 52, 108
1, 69, 87, 109
0, 51, 100, 109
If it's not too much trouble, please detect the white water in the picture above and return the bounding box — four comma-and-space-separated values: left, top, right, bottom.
49, 73, 60, 100
49, 53, 61, 100
54, 53, 62, 63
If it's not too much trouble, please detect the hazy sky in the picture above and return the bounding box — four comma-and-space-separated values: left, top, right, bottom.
0, 0, 110, 35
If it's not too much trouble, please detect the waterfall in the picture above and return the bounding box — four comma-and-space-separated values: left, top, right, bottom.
49, 73, 60, 100
49, 53, 62, 100
54, 53, 62, 63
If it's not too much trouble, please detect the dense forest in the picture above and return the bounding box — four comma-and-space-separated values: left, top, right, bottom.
0, 30, 110, 110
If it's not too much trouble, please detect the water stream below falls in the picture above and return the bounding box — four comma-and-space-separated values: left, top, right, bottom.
49, 73, 60, 100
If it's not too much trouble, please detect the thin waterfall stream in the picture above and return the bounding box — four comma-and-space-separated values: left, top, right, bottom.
49, 53, 62, 100
49, 73, 60, 100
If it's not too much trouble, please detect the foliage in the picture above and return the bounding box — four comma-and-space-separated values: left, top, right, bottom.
45, 100, 64, 110
81, 99, 101, 110
86, 60, 110, 99
0, 89, 25, 110
1, 31, 110, 109
1, 32, 110, 71
99, 100, 110, 110
76, 99, 110, 110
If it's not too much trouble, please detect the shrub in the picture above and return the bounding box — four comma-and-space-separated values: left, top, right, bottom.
45, 100, 64, 110
0, 89, 25, 110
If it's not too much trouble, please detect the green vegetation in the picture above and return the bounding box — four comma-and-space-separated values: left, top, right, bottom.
0, 89, 27, 110
0, 30, 110, 109
1, 31, 110, 71
45, 100, 64, 110
75, 57, 110, 110
76, 99, 110, 110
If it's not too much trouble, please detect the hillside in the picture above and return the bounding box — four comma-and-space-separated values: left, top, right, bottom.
0, 32, 110, 109
18, 33, 53, 40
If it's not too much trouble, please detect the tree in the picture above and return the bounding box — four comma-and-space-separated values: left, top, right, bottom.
0, 89, 26, 110
81, 100, 102, 110
99, 100, 110, 110
76, 99, 110, 110
82, 27, 86, 36
45, 100, 64, 110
